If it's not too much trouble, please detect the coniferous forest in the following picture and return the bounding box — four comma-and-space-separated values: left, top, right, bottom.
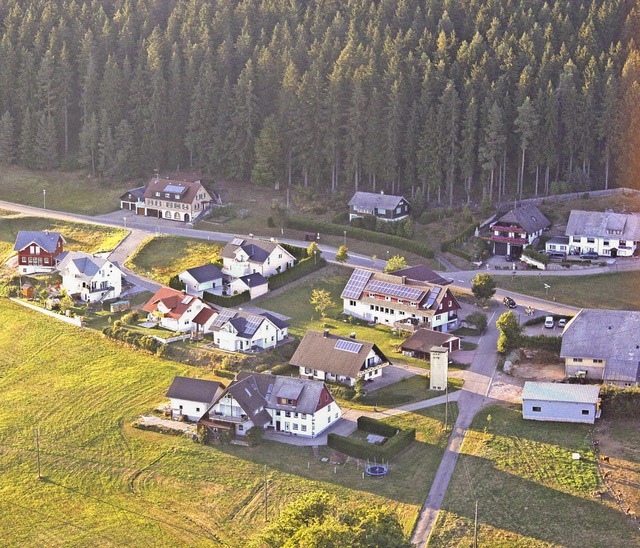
0, 0, 638, 205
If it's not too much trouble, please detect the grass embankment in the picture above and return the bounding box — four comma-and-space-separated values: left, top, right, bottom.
429, 406, 639, 547
125, 235, 224, 285
0, 166, 133, 215
496, 270, 640, 310
0, 299, 452, 544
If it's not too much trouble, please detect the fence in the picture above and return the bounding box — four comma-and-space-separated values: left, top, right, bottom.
10, 298, 84, 327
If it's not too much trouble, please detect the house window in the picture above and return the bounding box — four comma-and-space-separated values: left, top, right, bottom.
532, 406, 541, 412
196, 407, 200, 412
593, 359, 604, 364
285, 411, 291, 417
587, 237, 595, 243
155, 192, 160, 197
300, 413, 306, 419
603, 241, 610, 246
571, 236, 580, 243
293, 423, 299, 430
238, 424, 244, 431
582, 409, 590, 415
327, 404, 331, 412
301, 424, 307, 432
573, 358, 583, 363
620, 240, 627, 246
275, 410, 280, 416
179, 405, 183, 410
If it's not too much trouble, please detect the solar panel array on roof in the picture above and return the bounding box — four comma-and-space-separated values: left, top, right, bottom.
244, 315, 263, 335
231, 237, 245, 246
424, 286, 442, 309
335, 339, 363, 353
164, 184, 186, 194
365, 280, 424, 301
212, 308, 236, 327
341, 269, 373, 299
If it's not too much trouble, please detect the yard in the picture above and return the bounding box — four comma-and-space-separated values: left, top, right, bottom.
429, 405, 640, 547
0, 299, 453, 544
125, 234, 224, 285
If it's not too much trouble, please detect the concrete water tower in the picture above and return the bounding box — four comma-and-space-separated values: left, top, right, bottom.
429, 346, 449, 391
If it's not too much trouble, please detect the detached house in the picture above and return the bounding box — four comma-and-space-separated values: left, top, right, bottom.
400, 328, 460, 359
348, 191, 410, 222
341, 269, 461, 332
210, 308, 288, 352
58, 251, 123, 303
200, 372, 341, 439
165, 376, 223, 421
221, 237, 295, 279
290, 330, 390, 386
488, 203, 550, 257
142, 287, 217, 333
565, 210, 640, 258
561, 309, 640, 387
178, 264, 223, 297
14, 231, 65, 274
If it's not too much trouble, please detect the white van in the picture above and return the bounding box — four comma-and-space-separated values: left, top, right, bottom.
544, 316, 554, 329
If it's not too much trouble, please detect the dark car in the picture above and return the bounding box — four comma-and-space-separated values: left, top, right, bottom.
503, 296, 517, 308
580, 251, 599, 260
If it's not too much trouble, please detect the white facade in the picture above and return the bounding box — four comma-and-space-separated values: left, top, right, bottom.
429, 347, 448, 391
229, 277, 269, 299
343, 299, 457, 332
298, 348, 384, 387
59, 255, 123, 303
213, 318, 288, 352
222, 246, 294, 278
151, 298, 212, 332
567, 235, 636, 257
178, 271, 223, 297
168, 397, 210, 421
522, 398, 599, 424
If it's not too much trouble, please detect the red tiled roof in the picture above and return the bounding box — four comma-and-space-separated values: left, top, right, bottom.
142, 287, 209, 320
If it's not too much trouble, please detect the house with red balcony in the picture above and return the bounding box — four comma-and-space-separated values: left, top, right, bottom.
488, 203, 550, 257
14, 231, 66, 274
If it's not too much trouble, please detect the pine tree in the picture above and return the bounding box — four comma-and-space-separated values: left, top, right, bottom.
251, 115, 284, 188
79, 112, 99, 175
514, 96, 538, 198
0, 111, 15, 164
34, 113, 58, 170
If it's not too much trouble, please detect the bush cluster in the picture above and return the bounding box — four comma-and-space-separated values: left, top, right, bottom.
440, 222, 478, 253
519, 334, 562, 352
203, 290, 250, 307
599, 386, 640, 419
102, 326, 161, 354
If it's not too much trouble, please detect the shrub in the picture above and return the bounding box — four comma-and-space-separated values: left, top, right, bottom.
522, 247, 550, 265
357, 416, 400, 438
268, 256, 326, 290
599, 386, 640, 419
326, 382, 356, 401
327, 426, 416, 460
441, 222, 478, 252
121, 310, 140, 325
245, 426, 264, 446
203, 290, 250, 307
519, 334, 562, 352
168, 274, 186, 290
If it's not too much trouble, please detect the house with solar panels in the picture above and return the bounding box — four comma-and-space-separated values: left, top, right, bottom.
14, 230, 66, 274
290, 330, 390, 386
210, 308, 289, 352
142, 287, 217, 333
341, 269, 461, 332
221, 236, 296, 279
200, 372, 340, 439
348, 191, 410, 222
127, 176, 214, 222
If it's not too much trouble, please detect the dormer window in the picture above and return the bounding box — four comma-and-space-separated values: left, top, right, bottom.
155, 192, 160, 197
174, 194, 180, 199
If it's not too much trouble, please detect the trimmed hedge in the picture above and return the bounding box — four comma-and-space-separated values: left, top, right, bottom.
268, 256, 327, 290
522, 247, 550, 265
203, 290, 250, 307
519, 334, 562, 352
168, 274, 186, 291
286, 216, 434, 258
599, 386, 640, 419
102, 326, 161, 354
280, 242, 309, 261
357, 416, 400, 438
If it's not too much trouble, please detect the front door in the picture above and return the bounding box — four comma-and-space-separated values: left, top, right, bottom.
275, 421, 281, 431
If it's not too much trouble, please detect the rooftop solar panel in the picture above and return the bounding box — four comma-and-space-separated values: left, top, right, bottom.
231, 237, 245, 246
335, 339, 363, 353
164, 184, 186, 194
424, 286, 442, 309
212, 308, 236, 327
365, 280, 424, 301
341, 269, 373, 299
244, 315, 263, 336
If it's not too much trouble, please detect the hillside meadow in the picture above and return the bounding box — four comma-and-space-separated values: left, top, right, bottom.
0, 299, 449, 545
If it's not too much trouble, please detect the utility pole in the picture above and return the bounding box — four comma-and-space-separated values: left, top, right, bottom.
444, 382, 449, 431
34, 427, 41, 480
264, 465, 268, 522
474, 499, 479, 548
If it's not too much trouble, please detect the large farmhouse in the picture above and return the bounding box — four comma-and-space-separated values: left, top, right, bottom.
341, 269, 461, 332
488, 203, 550, 257
348, 191, 410, 222
14, 231, 66, 274
565, 210, 640, 258
561, 309, 640, 387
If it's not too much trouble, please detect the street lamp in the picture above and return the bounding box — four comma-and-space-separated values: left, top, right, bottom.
343, 230, 347, 247
544, 283, 550, 297
43, 189, 46, 209
123, 217, 127, 229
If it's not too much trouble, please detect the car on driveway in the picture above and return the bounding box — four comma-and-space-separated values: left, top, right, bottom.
557, 318, 567, 328
503, 296, 517, 308
544, 316, 554, 328
579, 251, 599, 260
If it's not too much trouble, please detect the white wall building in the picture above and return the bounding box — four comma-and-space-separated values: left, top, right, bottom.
165, 376, 223, 421
221, 237, 295, 279
565, 210, 640, 258
142, 287, 216, 332
178, 264, 223, 297
521, 382, 601, 424
210, 308, 288, 352
58, 251, 123, 303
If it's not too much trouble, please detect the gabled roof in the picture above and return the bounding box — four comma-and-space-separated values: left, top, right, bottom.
493, 203, 550, 233
58, 251, 120, 279
225, 373, 274, 427
142, 177, 210, 204
14, 231, 65, 253
166, 376, 222, 404
192, 307, 215, 325
348, 191, 408, 210
392, 265, 452, 285
561, 309, 640, 383
565, 210, 640, 241
522, 382, 600, 404
119, 186, 145, 201
211, 307, 288, 338
220, 237, 293, 264
290, 330, 389, 378
181, 264, 223, 283
238, 273, 268, 288
400, 328, 460, 354
142, 287, 212, 320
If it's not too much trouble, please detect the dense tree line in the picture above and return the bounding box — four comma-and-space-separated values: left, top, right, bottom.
0, 0, 638, 204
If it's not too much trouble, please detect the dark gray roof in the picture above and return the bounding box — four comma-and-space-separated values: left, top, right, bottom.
58, 251, 116, 278
546, 236, 570, 245
290, 330, 388, 378
226, 374, 273, 427
166, 376, 222, 404
494, 203, 550, 234
119, 186, 145, 201
561, 309, 640, 383
211, 308, 288, 338
400, 328, 460, 354
348, 191, 408, 210
183, 264, 223, 283
392, 265, 452, 285
240, 273, 268, 288
565, 210, 640, 241
220, 237, 292, 264
14, 231, 65, 253
260, 312, 289, 330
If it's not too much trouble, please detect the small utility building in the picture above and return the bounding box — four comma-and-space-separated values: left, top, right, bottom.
521, 382, 601, 424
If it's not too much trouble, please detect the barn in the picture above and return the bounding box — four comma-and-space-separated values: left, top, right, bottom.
521, 382, 601, 424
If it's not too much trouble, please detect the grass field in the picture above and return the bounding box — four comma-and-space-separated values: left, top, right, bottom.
0, 166, 133, 215
496, 270, 640, 310
0, 299, 452, 544
125, 235, 224, 285
0, 216, 128, 265
359, 376, 464, 408
429, 405, 640, 547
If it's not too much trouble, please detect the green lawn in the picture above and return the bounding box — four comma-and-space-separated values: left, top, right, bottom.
359, 376, 464, 408
429, 405, 639, 547
0, 299, 452, 544
125, 235, 224, 285
0, 166, 133, 215
496, 270, 640, 310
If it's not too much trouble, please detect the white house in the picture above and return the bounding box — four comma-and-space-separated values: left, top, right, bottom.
210, 308, 288, 352
142, 287, 217, 332
561, 309, 640, 387
544, 236, 570, 256
341, 269, 461, 332
57, 251, 124, 303
221, 237, 296, 279
521, 382, 601, 424
178, 264, 223, 297
488, 203, 551, 257
228, 272, 269, 299
290, 330, 389, 386
565, 210, 640, 258
200, 372, 341, 439
165, 376, 223, 421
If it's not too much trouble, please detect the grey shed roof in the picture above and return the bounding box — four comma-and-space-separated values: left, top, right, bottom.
522, 382, 600, 404
565, 210, 640, 241
561, 309, 640, 383
348, 191, 408, 210
400, 328, 460, 354
183, 264, 223, 283
166, 376, 222, 404
392, 265, 452, 285
546, 236, 570, 245
494, 203, 550, 234
14, 231, 65, 253
239, 272, 268, 288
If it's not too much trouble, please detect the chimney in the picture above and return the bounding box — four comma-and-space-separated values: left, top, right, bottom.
323, 329, 329, 338
401, 276, 407, 285
349, 332, 356, 339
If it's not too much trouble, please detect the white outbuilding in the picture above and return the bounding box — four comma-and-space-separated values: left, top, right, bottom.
521, 382, 601, 424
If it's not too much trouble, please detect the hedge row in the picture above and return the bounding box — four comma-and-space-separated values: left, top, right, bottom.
280, 242, 309, 261
102, 326, 162, 354
357, 416, 401, 438
327, 424, 416, 461
203, 290, 250, 307
440, 223, 477, 252
599, 386, 640, 419
268, 256, 327, 290
522, 247, 550, 265
519, 334, 562, 352
286, 216, 434, 258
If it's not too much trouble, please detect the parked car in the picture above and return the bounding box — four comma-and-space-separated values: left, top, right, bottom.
503, 296, 517, 308
544, 316, 554, 328
579, 251, 599, 260
505, 254, 514, 262
557, 318, 567, 328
